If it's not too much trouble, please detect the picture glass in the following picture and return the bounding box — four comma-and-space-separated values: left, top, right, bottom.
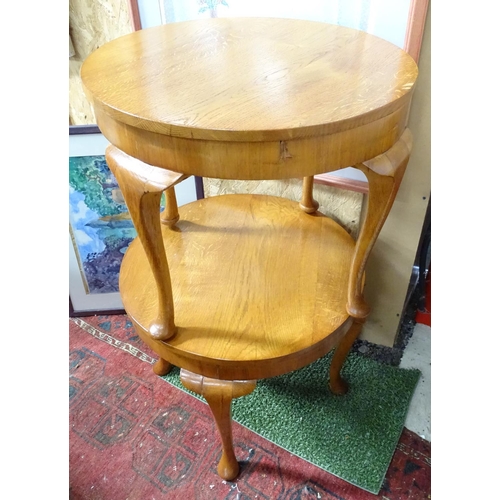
69, 154, 136, 295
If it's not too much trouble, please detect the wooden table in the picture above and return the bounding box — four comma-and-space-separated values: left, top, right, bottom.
81, 17, 418, 480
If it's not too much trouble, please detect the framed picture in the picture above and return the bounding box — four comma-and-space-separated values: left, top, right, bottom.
69, 125, 199, 316
69, 125, 131, 316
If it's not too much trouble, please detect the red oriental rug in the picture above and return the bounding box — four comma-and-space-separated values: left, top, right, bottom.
69, 316, 431, 499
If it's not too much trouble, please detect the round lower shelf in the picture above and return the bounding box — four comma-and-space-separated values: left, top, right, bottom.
120, 194, 355, 380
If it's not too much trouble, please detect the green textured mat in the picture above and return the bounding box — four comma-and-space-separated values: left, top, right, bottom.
161, 351, 420, 494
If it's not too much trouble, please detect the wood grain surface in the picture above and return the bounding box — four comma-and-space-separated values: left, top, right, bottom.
78, 16, 421, 481
82, 18, 417, 141
81, 18, 418, 180
105, 145, 188, 341
180, 370, 256, 480
120, 194, 354, 380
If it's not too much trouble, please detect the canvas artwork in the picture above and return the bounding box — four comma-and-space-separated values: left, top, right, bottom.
69, 154, 136, 295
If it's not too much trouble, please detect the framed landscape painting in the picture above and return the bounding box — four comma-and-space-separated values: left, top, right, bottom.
69, 125, 134, 315
69, 125, 199, 316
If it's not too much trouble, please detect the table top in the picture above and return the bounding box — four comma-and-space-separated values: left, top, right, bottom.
81, 18, 418, 143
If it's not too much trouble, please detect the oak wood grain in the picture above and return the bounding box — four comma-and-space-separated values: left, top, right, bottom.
93, 105, 410, 180
329, 319, 365, 395
348, 131, 412, 318
180, 370, 256, 480
82, 18, 417, 142
105, 145, 188, 340
79, 17, 418, 481
299, 176, 319, 214
121, 194, 354, 380
81, 18, 417, 180
152, 357, 172, 376
160, 187, 180, 229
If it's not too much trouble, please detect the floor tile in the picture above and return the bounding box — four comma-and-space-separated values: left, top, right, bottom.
400, 323, 431, 441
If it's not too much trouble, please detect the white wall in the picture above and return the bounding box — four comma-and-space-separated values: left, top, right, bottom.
152, 0, 411, 49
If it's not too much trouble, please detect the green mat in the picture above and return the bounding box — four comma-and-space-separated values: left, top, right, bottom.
160, 351, 420, 494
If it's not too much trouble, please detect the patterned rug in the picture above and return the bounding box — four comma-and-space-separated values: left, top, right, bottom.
70, 315, 431, 499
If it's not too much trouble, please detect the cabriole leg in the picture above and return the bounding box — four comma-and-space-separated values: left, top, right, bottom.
331, 130, 412, 393
180, 370, 256, 481
329, 319, 364, 395
347, 129, 412, 320
105, 145, 187, 341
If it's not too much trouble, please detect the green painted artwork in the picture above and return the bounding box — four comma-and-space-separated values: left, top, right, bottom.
69, 155, 136, 294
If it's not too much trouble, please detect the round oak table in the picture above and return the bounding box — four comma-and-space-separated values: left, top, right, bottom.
81, 17, 418, 480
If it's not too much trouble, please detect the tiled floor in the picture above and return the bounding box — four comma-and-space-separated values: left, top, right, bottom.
400, 322, 431, 441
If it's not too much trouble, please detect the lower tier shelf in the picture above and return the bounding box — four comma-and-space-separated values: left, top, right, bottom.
120, 194, 355, 380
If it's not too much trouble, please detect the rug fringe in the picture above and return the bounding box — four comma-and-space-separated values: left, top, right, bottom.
70, 317, 156, 364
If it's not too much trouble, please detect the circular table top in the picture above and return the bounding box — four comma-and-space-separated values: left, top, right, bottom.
81, 18, 418, 143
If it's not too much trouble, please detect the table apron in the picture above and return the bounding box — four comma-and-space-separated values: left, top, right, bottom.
94, 102, 410, 180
